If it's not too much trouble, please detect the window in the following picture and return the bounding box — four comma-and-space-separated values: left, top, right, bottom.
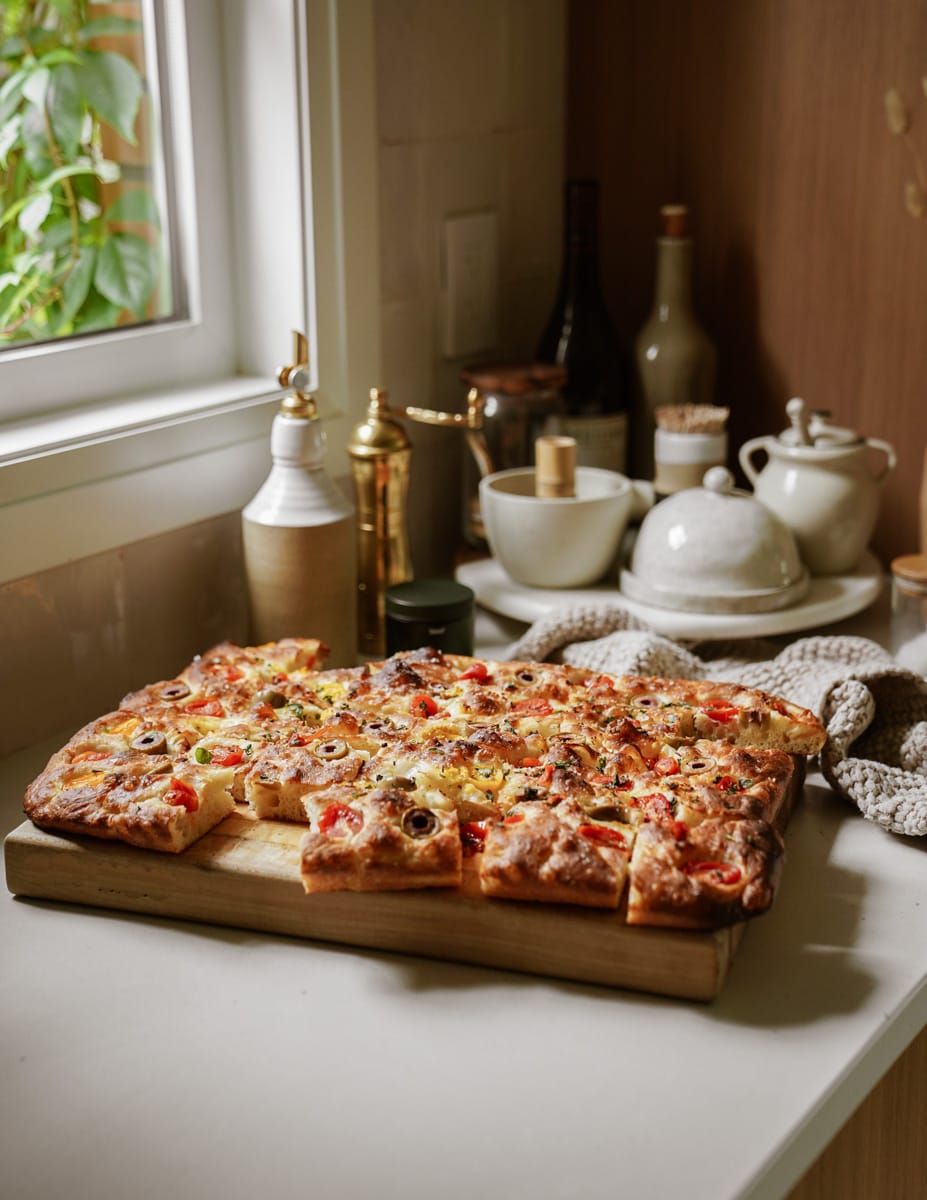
0, 0, 179, 352
0, 0, 382, 584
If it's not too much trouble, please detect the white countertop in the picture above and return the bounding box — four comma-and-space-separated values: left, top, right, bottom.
2, 591, 926, 1200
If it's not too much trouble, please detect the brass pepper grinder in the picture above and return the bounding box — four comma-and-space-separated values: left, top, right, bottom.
348, 388, 414, 658
242, 331, 357, 665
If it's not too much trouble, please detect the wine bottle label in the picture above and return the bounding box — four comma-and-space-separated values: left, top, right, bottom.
545, 413, 628, 473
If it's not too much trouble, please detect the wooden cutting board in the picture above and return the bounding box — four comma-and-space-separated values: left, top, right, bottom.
3, 804, 748, 1001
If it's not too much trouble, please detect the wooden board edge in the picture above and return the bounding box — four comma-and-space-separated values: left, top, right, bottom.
3, 818, 736, 1002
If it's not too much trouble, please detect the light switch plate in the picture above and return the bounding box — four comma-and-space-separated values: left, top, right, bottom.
440, 210, 499, 359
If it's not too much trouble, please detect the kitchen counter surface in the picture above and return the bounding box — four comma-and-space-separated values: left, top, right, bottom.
2, 591, 926, 1200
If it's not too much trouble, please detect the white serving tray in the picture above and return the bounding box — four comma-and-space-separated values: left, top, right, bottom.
456, 551, 883, 641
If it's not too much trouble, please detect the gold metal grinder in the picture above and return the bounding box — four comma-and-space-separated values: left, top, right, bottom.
348, 388, 488, 657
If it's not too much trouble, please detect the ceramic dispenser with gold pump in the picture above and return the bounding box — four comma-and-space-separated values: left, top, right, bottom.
242, 332, 357, 665
348, 387, 488, 658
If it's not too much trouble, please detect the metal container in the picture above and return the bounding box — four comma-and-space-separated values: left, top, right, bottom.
460, 363, 566, 545
385, 579, 474, 656
348, 388, 414, 659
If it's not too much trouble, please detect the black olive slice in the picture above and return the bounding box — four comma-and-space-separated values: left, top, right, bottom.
516, 669, 535, 683
131, 730, 168, 754
159, 681, 190, 701
256, 689, 286, 708
587, 805, 623, 822
312, 738, 348, 760
401, 807, 438, 838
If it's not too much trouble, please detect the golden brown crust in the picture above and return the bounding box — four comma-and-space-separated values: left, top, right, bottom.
480, 799, 633, 909
299, 788, 462, 893
626, 818, 785, 928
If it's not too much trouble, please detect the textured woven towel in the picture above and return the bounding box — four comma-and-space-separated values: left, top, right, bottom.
507, 605, 927, 839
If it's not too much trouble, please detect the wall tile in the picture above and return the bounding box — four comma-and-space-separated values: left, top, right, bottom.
0, 515, 248, 757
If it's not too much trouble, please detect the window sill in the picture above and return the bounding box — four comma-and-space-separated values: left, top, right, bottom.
0, 378, 281, 584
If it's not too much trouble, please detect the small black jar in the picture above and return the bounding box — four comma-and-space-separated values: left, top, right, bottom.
385, 579, 474, 656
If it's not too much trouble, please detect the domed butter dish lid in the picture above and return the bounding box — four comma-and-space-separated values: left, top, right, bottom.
620, 467, 809, 614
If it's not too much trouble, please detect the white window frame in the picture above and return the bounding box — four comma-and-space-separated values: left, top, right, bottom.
0, 0, 381, 585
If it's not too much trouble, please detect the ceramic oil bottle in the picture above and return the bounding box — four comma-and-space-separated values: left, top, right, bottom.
633, 205, 718, 479
242, 333, 357, 665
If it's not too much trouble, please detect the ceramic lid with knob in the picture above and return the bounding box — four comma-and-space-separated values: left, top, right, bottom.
620, 466, 809, 613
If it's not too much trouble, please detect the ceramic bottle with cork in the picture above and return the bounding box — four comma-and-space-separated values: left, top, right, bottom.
241, 332, 357, 665
633, 204, 718, 479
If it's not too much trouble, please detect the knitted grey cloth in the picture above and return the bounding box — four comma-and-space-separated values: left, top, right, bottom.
508, 605, 927, 838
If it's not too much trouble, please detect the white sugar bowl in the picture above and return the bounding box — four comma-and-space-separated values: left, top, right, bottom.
480, 466, 634, 588
621, 466, 809, 613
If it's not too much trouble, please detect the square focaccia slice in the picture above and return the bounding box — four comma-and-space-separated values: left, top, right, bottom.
23, 749, 236, 853
479, 798, 636, 909
299, 786, 462, 893
626, 817, 785, 929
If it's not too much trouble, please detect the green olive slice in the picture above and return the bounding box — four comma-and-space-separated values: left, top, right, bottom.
312, 738, 348, 760
681, 756, 716, 775
401, 807, 439, 838
131, 730, 168, 755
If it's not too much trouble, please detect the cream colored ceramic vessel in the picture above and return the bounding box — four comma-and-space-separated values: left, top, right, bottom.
739, 402, 896, 575
621, 466, 808, 613
480, 466, 633, 589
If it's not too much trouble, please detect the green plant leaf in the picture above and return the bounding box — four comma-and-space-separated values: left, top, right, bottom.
75, 50, 142, 145
17, 190, 52, 236
0, 36, 28, 59
21, 66, 50, 108
0, 112, 22, 167
58, 245, 97, 324
19, 101, 52, 175
0, 69, 29, 125
70, 284, 121, 333
37, 49, 82, 68
94, 232, 159, 315
46, 63, 84, 158
78, 17, 143, 43
104, 187, 160, 226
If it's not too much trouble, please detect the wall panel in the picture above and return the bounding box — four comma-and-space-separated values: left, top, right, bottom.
569, 0, 927, 562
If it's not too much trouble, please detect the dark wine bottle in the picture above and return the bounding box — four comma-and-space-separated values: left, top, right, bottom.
535, 178, 631, 473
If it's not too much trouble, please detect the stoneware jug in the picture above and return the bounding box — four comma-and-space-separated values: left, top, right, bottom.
739, 398, 896, 575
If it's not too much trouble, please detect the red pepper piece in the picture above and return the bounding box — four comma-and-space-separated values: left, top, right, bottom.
184, 697, 225, 717
409, 693, 439, 717
638, 793, 673, 822
683, 860, 742, 885
654, 755, 680, 776
503, 812, 525, 825
671, 819, 689, 843
318, 802, 363, 836
520, 756, 541, 768
460, 820, 489, 856
702, 702, 739, 724
578, 824, 627, 850
164, 778, 198, 812
210, 746, 244, 767
458, 662, 491, 683
510, 698, 553, 717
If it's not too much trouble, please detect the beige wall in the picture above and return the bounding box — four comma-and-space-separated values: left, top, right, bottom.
373, 0, 567, 575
